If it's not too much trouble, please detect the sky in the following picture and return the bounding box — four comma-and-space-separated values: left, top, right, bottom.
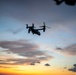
0, 0, 76, 75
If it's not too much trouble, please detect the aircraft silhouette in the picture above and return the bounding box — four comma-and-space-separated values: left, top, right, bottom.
54, 0, 76, 6
26, 22, 50, 36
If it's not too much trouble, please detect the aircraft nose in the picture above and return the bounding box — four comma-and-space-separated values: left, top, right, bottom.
38, 33, 41, 36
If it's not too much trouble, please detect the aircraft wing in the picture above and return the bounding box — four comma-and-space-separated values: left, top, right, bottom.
36, 29, 43, 30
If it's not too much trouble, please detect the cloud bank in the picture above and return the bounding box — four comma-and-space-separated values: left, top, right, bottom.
68, 64, 76, 72
0, 40, 53, 65
55, 44, 76, 56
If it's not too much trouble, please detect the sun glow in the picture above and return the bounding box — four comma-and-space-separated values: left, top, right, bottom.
0, 64, 76, 75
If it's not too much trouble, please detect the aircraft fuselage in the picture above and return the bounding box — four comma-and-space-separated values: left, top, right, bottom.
30, 28, 41, 36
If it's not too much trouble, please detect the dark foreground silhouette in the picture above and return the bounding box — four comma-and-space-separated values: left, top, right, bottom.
54, 0, 76, 6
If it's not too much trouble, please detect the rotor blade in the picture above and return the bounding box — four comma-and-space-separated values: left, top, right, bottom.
32, 23, 34, 28
26, 24, 28, 29
39, 26, 44, 27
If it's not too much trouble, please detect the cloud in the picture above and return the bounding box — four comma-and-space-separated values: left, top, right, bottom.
0, 54, 52, 65
0, 73, 9, 75
68, 64, 76, 72
0, 66, 8, 68
74, 64, 76, 67
30, 62, 35, 65
0, 65, 16, 68
55, 44, 76, 56
64, 67, 67, 69
56, 47, 63, 50
0, 40, 39, 53
0, 40, 53, 65
0, 73, 26, 75
45, 63, 50, 66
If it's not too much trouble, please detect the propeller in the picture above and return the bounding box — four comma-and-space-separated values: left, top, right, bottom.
32, 23, 36, 28
26, 24, 28, 29
26, 23, 36, 29
39, 22, 51, 32
32, 23, 34, 28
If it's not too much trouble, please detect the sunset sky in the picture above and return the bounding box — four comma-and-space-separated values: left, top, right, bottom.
0, 0, 76, 75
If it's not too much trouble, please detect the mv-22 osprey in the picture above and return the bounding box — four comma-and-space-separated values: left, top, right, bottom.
26, 22, 50, 36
